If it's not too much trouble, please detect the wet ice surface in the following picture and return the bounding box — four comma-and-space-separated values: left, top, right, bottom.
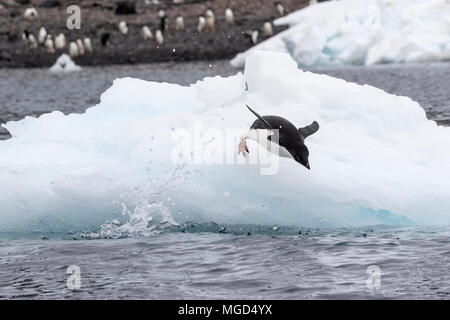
0, 226, 449, 299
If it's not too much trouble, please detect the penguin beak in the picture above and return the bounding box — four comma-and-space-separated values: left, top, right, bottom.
305, 162, 310, 170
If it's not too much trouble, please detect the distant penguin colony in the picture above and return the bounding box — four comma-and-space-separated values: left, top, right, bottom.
17, 2, 286, 61
239, 105, 320, 170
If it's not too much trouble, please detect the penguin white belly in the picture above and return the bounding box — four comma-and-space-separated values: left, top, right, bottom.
246, 129, 292, 159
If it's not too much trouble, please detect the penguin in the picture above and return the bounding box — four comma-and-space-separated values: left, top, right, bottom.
44, 35, 55, 53
238, 105, 319, 170
159, 10, 168, 32
142, 25, 153, 40
175, 16, 185, 31
22, 30, 29, 42
38, 26, 47, 44
155, 29, 164, 45
263, 20, 273, 37
119, 21, 128, 35
225, 8, 234, 24
206, 9, 215, 32
24, 7, 38, 20
76, 38, 85, 55
55, 33, 66, 50
309, 0, 318, 5
275, 2, 285, 16
27, 33, 38, 49
69, 41, 79, 58
101, 33, 110, 46
197, 15, 206, 33
83, 37, 92, 53
251, 29, 259, 44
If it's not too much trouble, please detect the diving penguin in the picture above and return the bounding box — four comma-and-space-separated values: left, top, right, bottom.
238, 105, 319, 170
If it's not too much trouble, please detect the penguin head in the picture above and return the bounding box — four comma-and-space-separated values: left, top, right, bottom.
291, 144, 310, 170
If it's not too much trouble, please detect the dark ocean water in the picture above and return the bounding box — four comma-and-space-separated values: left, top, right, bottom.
1, 61, 450, 299
1, 227, 449, 299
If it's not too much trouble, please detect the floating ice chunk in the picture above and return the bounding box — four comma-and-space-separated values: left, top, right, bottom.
231, 0, 450, 68
1, 51, 450, 233
49, 53, 81, 73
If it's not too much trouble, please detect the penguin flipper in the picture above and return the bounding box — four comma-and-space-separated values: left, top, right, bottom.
298, 121, 319, 139
246, 104, 274, 130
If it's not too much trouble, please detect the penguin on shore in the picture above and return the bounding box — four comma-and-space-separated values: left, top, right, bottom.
69, 41, 78, 57
76, 38, 85, 55
263, 20, 274, 37
24, 7, 38, 20
22, 30, 37, 49
275, 2, 286, 16
156, 29, 164, 45
38, 26, 47, 44
159, 10, 169, 32
142, 26, 153, 40
55, 33, 66, 50
225, 8, 234, 24
101, 33, 111, 46
245, 29, 259, 45
119, 21, 128, 35
197, 15, 206, 33
238, 105, 319, 170
83, 37, 92, 53
175, 16, 185, 31
205, 9, 215, 31
44, 35, 55, 53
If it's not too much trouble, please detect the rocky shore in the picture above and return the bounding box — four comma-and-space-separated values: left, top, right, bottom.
0, 0, 311, 68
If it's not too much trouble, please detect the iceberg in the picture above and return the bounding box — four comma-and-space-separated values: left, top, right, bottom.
1, 51, 450, 234
231, 0, 450, 68
49, 54, 81, 73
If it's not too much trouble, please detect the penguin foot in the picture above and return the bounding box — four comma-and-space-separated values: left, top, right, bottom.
238, 138, 249, 157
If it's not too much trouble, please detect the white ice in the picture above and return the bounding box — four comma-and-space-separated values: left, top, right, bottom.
231, 0, 450, 68
49, 54, 81, 73
1, 51, 450, 233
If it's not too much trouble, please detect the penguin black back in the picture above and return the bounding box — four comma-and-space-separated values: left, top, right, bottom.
245, 105, 319, 169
